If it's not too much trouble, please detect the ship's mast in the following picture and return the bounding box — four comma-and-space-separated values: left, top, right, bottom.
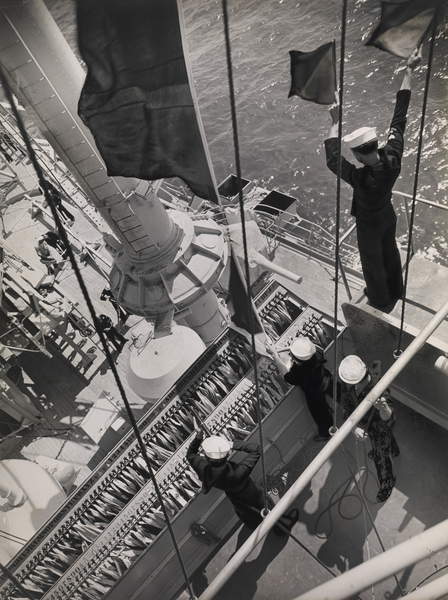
0, 0, 229, 397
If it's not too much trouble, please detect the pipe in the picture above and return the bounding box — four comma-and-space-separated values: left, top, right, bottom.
250, 251, 303, 284
403, 573, 448, 600
198, 297, 448, 600
294, 520, 448, 600
338, 222, 356, 247
394, 190, 448, 212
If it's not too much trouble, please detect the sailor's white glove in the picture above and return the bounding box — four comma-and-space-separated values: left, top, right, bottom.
407, 47, 422, 70
354, 427, 368, 441
328, 102, 340, 125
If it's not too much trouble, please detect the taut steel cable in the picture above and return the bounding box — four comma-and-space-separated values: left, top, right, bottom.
331, 0, 349, 429
396, 13, 440, 355
221, 0, 269, 511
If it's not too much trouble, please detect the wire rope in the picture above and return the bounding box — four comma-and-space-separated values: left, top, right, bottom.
221, 0, 269, 511
331, 0, 349, 432
395, 13, 439, 355
0, 64, 196, 600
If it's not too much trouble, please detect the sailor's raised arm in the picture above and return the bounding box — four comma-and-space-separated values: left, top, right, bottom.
387, 48, 421, 160
324, 101, 356, 186
264, 342, 290, 376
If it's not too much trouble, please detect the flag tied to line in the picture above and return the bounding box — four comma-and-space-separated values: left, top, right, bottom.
288, 41, 337, 105
77, 0, 218, 202
228, 249, 264, 337
365, 0, 444, 58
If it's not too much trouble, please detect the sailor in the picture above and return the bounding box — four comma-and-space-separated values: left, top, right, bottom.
324, 49, 421, 312
187, 430, 298, 532
100, 288, 130, 326
338, 355, 400, 502
39, 181, 75, 226
267, 336, 333, 442
97, 313, 126, 354
35, 236, 65, 276
42, 230, 69, 259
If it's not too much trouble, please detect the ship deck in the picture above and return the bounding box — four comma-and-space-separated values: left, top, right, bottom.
1, 160, 448, 598
193, 398, 448, 599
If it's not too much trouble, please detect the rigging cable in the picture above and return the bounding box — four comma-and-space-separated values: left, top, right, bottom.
395, 12, 440, 355
221, 0, 269, 511
331, 0, 349, 433
0, 65, 196, 600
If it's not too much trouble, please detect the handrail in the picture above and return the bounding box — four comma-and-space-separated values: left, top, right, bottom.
26, 197, 112, 270
403, 572, 448, 600
394, 189, 448, 212
212, 204, 359, 298
294, 519, 448, 600
198, 297, 448, 600
339, 222, 356, 247
0, 104, 106, 232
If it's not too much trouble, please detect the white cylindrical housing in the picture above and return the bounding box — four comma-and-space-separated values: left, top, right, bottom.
127, 325, 205, 402
179, 289, 228, 345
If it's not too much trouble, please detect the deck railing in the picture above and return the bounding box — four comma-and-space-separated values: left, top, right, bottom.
197, 187, 447, 304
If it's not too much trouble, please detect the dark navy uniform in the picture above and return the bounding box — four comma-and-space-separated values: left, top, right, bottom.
340, 382, 399, 502
187, 435, 265, 529
97, 314, 126, 353
325, 90, 411, 310
100, 288, 129, 325
284, 353, 333, 438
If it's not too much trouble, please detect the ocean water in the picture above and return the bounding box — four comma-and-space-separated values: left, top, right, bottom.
46, 0, 448, 263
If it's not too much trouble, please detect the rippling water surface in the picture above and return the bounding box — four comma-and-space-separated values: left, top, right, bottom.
47, 0, 448, 263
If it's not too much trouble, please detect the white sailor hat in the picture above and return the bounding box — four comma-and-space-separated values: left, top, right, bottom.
290, 336, 316, 361
343, 127, 377, 150
201, 435, 232, 460
338, 355, 367, 385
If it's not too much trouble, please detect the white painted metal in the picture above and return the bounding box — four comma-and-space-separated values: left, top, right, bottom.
251, 251, 303, 284
403, 573, 448, 600
0, 0, 228, 345
294, 521, 448, 600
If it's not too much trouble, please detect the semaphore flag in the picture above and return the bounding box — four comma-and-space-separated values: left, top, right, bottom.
76, 0, 219, 202
288, 41, 337, 105
365, 0, 444, 58
228, 248, 264, 336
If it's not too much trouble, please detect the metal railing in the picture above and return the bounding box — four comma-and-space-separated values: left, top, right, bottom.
204, 201, 361, 300
0, 103, 106, 231
152, 180, 448, 307
295, 518, 448, 600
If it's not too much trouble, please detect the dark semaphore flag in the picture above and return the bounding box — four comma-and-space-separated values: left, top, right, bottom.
77, 0, 218, 202
288, 41, 337, 105
228, 250, 264, 336
365, 0, 443, 58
